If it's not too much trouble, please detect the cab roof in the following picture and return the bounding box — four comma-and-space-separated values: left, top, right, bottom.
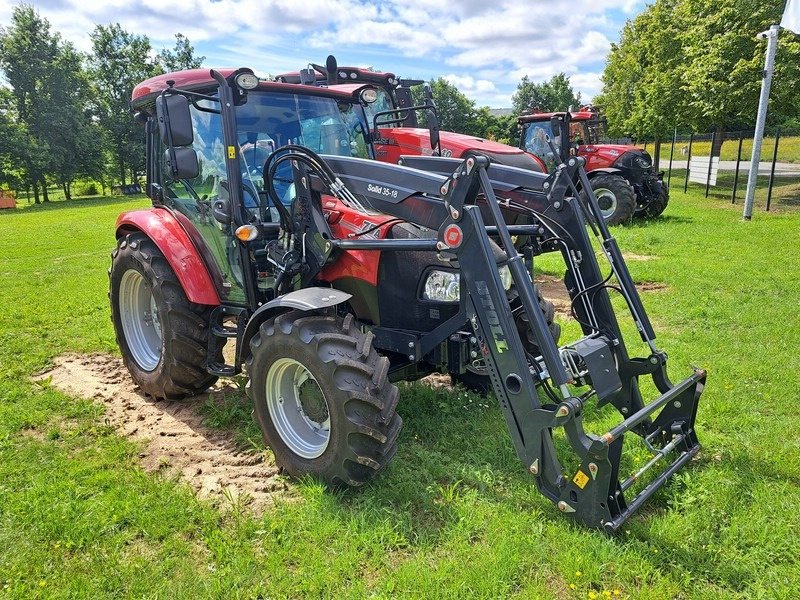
518, 111, 597, 124
131, 68, 372, 110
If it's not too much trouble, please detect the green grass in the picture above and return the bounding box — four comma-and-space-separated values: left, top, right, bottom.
1, 190, 800, 598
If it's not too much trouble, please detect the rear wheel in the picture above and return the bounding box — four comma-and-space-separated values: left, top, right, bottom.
452, 284, 561, 394
590, 174, 636, 226
109, 232, 218, 399
246, 311, 401, 487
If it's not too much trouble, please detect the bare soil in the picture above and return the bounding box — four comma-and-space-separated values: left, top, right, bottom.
536, 274, 572, 318
34, 354, 287, 512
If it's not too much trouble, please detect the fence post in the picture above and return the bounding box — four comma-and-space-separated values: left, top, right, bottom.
732, 135, 744, 203
705, 131, 716, 198
766, 127, 781, 211
684, 133, 694, 193
667, 128, 676, 188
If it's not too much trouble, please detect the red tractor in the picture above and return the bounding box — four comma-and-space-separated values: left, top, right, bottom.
276, 56, 548, 172
109, 66, 706, 530
519, 107, 668, 225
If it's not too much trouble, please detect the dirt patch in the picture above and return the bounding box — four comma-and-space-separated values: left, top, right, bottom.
34, 354, 287, 512
622, 252, 657, 261
535, 274, 572, 319
637, 281, 668, 292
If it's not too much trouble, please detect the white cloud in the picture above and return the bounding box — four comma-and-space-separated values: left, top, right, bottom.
7, 0, 645, 107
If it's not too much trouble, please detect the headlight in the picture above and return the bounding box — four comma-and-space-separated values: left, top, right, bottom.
423, 267, 513, 303
498, 265, 513, 290
423, 270, 460, 302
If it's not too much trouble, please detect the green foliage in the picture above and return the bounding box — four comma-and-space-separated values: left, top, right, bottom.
0, 6, 204, 196
158, 33, 205, 72
600, 0, 800, 138
87, 24, 160, 186
511, 73, 582, 115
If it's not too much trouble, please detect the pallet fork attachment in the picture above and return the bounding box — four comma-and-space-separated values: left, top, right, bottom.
283, 148, 705, 531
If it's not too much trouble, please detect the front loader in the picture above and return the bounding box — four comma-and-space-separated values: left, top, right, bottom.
112, 68, 705, 531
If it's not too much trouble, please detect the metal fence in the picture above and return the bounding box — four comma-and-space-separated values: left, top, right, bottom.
635, 128, 800, 211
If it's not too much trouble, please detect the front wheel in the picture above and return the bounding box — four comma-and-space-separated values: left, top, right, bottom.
642, 183, 669, 218
452, 284, 561, 394
246, 311, 402, 487
109, 232, 218, 399
589, 174, 636, 226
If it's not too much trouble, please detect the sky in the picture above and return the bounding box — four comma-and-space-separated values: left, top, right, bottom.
6, 0, 646, 107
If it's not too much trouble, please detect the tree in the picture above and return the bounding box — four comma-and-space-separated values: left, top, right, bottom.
511, 74, 582, 115
88, 24, 159, 186
45, 45, 105, 199
0, 5, 60, 202
158, 33, 205, 72
600, 0, 800, 149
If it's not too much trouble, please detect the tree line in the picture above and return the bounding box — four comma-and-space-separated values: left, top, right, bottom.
0, 5, 203, 203
597, 0, 800, 148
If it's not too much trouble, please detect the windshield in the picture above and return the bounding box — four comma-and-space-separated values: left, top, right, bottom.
584, 118, 607, 145
362, 88, 397, 129
235, 91, 371, 203
523, 121, 560, 171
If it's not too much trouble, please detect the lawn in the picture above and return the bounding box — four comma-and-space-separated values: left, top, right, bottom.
0, 188, 799, 598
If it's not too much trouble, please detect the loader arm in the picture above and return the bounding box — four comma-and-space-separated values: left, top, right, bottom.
273, 148, 705, 531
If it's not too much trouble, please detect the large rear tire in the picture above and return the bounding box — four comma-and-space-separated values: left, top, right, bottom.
590, 174, 636, 226
246, 311, 401, 487
109, 232, 218, 399
452, 284, 561, 394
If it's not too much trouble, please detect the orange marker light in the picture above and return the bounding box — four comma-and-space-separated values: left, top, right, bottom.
235, 225, 258, 242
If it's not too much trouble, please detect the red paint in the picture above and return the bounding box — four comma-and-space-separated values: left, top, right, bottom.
375, 128, 533, 165
443, 224, 463, 248
317, 197, 398, 287
116, 208, 221, 306
132, 68, 368, 109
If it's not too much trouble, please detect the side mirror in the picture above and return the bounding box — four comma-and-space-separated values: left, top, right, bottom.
427, 108, 440, 155
163, 147, 199, 179
156, 93, 194, 147
212, 197, 232, 225
394, 87, 417, 127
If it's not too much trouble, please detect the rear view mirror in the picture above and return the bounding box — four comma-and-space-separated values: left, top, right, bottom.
156, 93, 194, 147
163, 147, 199, 179
427, 108, 440, 155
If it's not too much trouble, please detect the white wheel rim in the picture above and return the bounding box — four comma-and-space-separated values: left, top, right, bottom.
119, 269, 162, 371
594, 187, 618, 220
266, 358, 330, 459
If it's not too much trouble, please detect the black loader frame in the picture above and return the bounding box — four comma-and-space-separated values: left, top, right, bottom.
284, 147, 705, 532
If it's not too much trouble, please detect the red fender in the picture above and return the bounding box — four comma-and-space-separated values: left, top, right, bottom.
116, 208, 221, 306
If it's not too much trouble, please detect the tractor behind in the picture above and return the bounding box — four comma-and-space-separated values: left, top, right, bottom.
276, 56, 548, 172
519, 107, 669, 225
109, 66, 706, 531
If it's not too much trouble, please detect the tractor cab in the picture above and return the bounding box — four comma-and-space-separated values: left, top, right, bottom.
278, 56, 547, 172
518, 108, 668, 224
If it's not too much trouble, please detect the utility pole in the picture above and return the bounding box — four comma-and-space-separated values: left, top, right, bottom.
743, 24, 780, 220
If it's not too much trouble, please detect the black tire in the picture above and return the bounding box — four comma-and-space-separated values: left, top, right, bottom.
452, 284, 561, 394
109, 232, 218, 399
246, 311, 402, 487
589, 174, 636, 226
642, 183, 669, 218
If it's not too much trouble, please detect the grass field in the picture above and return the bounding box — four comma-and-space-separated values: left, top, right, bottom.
1, 188, 799, 598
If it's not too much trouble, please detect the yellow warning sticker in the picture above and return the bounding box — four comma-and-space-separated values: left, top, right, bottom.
573, 469, 590, 489
227, 146, 236, 159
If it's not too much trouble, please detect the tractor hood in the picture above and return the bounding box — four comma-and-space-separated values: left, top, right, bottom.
579, 144, 654, 173
376, 127, 544, 171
